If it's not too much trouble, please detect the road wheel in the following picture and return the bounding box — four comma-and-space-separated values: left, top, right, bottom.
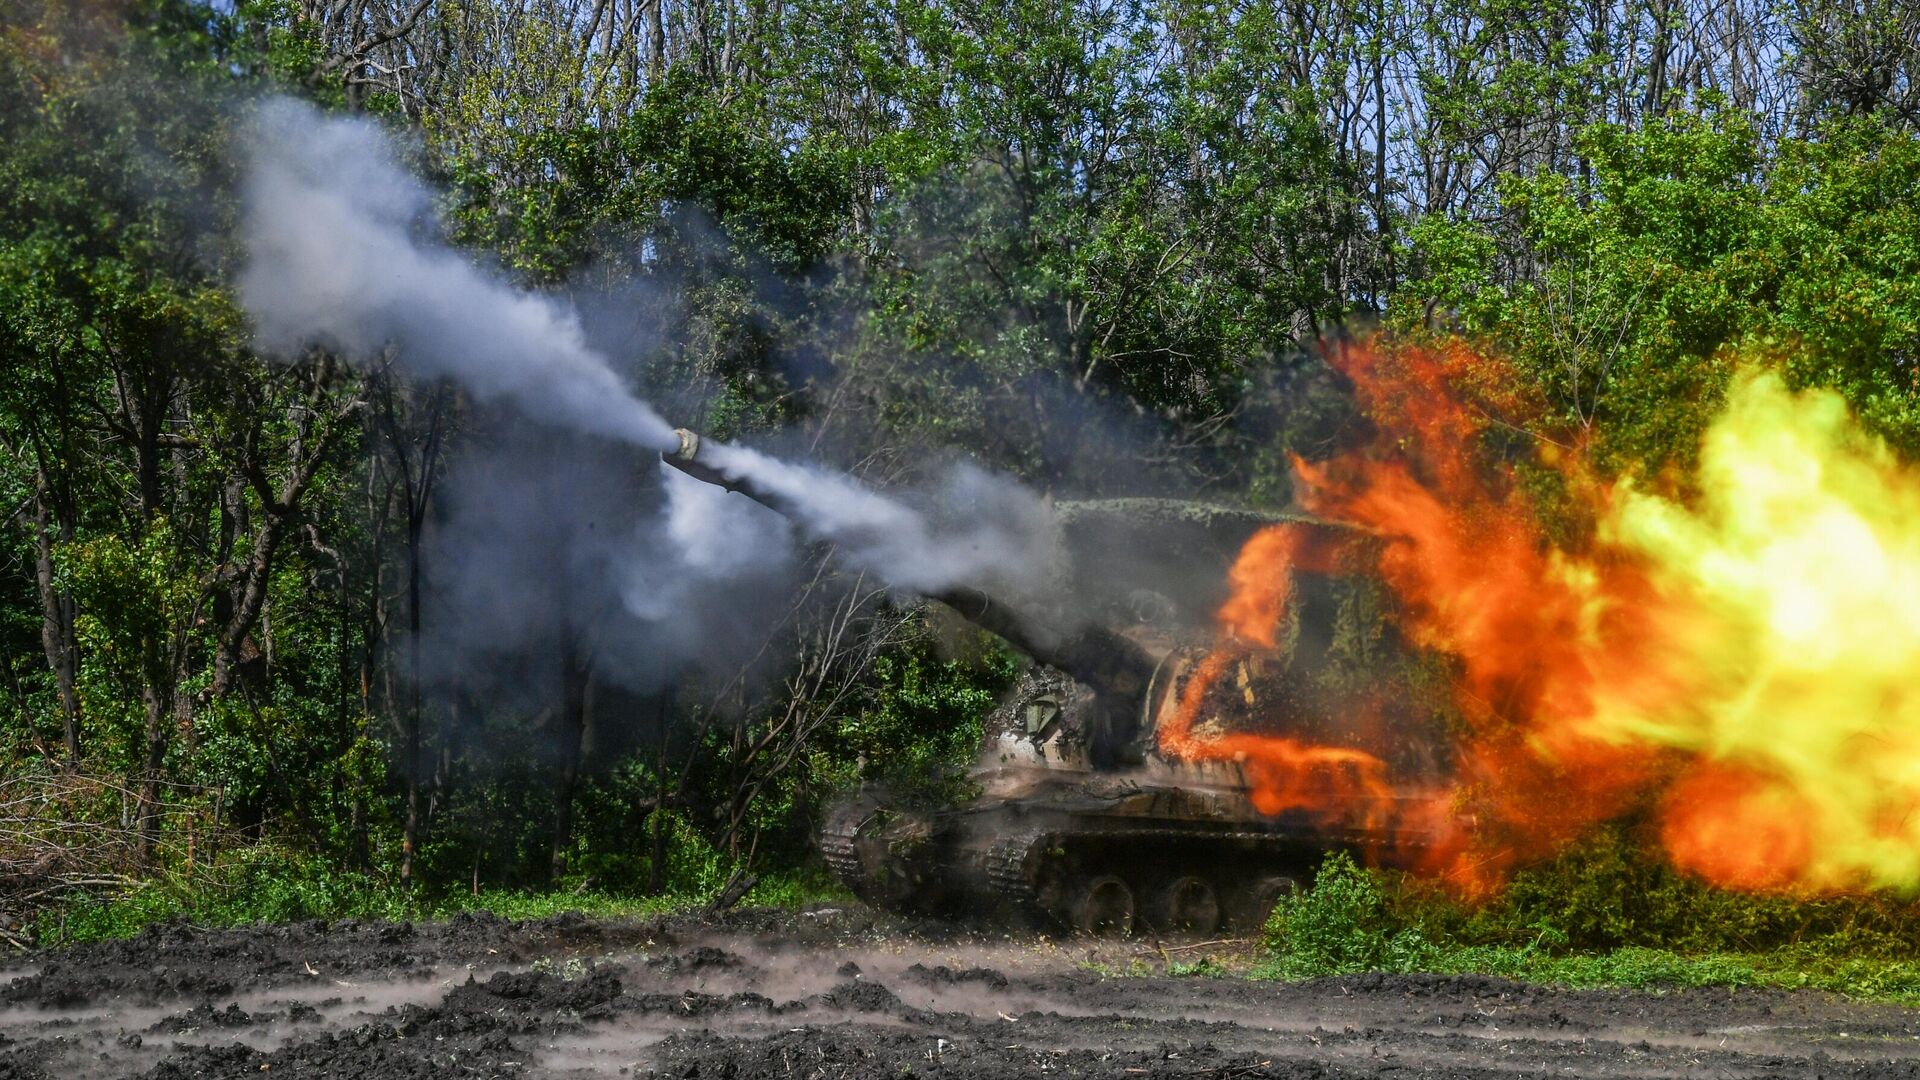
1229, 874, 1301, 933
1152, 876, 1221, 935
1073, 875, 1136, 937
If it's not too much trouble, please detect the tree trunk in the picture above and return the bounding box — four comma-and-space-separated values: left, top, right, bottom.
127, 371, 176, 868
401, 538, 424, 887
648, 0, 666, 81
1372, 0, 1391, 301
212, 514, 286, 697
30, 475, 80, 765
1645, 0, 1673, 116
137, 675, 170, 867
377, 373, 445, 889
549, 637, 594, 883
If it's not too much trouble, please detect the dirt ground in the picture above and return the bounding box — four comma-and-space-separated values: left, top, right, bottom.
0, 905, 1916, 1079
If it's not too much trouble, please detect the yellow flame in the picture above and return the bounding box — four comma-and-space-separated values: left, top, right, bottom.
1597, 368, 1920, 890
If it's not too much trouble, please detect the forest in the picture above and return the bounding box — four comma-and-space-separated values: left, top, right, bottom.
4, 0, 1920, 955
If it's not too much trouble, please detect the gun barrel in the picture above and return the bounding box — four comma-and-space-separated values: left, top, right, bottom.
664, 428, 753, 497
660, 428, 1153, 693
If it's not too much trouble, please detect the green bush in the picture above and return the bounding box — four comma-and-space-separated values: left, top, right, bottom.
38, 881, 190, 944
36, 845, 408, 945
200, 846, 410, 925
1259, 851, 1438, 978
1482, 824, 1920, 956
740, 866, 854, 908
1254, 849, 1920, 1002
814, 629, 1019, 809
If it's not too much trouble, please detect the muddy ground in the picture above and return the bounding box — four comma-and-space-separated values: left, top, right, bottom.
0, 905, 1915, 1078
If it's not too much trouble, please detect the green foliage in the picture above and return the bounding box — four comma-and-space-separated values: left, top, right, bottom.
815, 628, 1020, 808
584, 805, 729, 897
1257, 849, 1920, 1002
36, 843, 850, 946
424, 889, 695, 923
741, 866, 857, 909
1403, 107, 1920, 471
1478, 824, 1920, 956
41, 882, 191, 945
59, 524, 201, 710
439, 64, 854, 282
1260, 852, 1441, 978
38, 846, 408, 944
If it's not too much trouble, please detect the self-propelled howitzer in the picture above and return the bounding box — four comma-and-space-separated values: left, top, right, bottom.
662, 429, 1453, 935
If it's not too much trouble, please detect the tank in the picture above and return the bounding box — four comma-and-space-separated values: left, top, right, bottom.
664, 429, 1454, 935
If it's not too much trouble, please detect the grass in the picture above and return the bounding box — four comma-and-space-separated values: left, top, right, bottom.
34, 838, 1920, 1007
1252, 851, 1920, 1005
1497, 947, 1920, 1001
30, 845, 852, 947
1254, 934, 1920, 1003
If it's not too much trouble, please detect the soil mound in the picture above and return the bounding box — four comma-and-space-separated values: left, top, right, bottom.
644, 945, 743, 976
901, 962, 1010, 989
145, 1003, 258, 1034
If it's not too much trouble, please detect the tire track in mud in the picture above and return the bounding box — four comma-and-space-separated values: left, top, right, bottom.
0, 906, 1916, 1079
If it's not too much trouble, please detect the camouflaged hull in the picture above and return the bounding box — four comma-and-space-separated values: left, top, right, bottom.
821, 644, 1452, 936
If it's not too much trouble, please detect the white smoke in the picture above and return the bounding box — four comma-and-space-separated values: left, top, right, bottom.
620, 464, 797, 624
702, 442, 1060, 600
421, 438, 800, 695
235, 96, 1062, 624
238, 98, 677, 451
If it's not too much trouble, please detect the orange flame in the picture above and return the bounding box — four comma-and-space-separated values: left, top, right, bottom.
1157, 339, 1920, 895
1660, 766, 1814, 893
1158, 646, 1407, 829
1156, 522, 1433, 842
1215, 524, 1306, 648
1290, 343, 1665, 888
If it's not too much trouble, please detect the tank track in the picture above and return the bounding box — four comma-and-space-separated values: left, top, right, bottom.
978, 824, 1358, 922
827, 799, 1401, 926
819, 800, 875, 893
985, 830, 1051, 912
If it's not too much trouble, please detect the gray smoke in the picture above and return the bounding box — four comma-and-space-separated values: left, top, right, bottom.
620, 462, 798, 627
238, 98, 677, 451
701, 441, 1060, 601
235, 96, 1065, 657
423, 435, 797, 698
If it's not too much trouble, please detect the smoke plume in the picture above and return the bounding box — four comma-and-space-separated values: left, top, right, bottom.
699, 441, 1061, 601
239, 98, 678, 451
234, 96, 1065, 653
423, 434, 797, 698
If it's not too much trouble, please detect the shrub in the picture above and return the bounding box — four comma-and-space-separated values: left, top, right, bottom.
1253, 846, 1920, 1002
34, 844, 408, 945
1489, 823, 1920, 956
1260, 851, 1437, 978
